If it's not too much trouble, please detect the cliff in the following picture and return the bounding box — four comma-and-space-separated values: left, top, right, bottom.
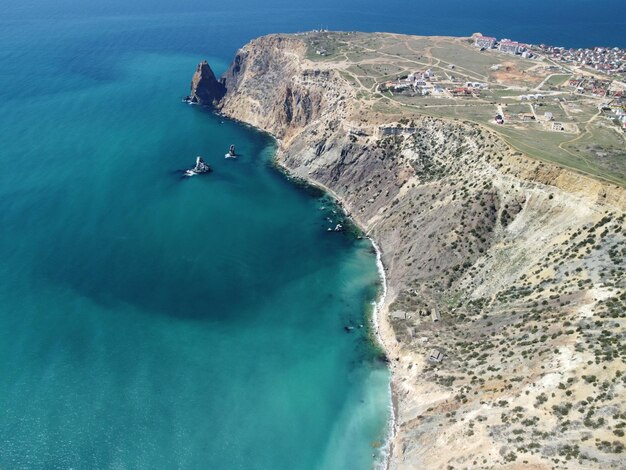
196, 32, 626, 469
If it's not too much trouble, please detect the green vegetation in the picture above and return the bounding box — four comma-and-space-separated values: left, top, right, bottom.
303, 31, 626, 187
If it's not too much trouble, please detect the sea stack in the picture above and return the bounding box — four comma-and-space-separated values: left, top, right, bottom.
185, 60, 226, 106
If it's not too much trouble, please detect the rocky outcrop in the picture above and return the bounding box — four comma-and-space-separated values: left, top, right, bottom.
186, 60, 226, 106
195, 32, 626, 469
218, 35, 328, 141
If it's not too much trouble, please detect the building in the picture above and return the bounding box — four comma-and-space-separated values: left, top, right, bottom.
393, 82, 411, 91
475, 36, 496, 49
431, 309, 441, 322
544, 111, 554, 121
466, 81, 488, 89
428, 349, 444, 363
499, 40, 523, 55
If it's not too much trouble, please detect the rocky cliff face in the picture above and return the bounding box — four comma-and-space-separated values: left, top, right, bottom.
186, 60, 226, 106
199, 33, 626, 469
218, 35, 331, 142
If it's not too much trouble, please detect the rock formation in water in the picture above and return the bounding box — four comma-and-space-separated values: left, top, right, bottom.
193, 156, 211, 173
186, 60, 226, 106
195, 32, 626, 469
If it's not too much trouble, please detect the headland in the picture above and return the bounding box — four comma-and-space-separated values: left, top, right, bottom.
190, 31, 626, 468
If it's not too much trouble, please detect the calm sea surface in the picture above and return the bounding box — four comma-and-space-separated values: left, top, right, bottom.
0, 0, 621, 468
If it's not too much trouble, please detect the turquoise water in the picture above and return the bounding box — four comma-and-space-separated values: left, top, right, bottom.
0, 12, 390, 470
1, 1, 620, 468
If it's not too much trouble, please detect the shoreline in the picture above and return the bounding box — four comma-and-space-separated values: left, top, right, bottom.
208, 109, 400, 466
200, 30, 626, 467
369, 238, 397, 470
267, 152, 399, 470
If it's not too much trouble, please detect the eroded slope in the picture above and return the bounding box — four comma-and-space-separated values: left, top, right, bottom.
208, 32, 626, 469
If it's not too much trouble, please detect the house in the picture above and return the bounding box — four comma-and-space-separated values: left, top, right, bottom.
466, 82, 488, 89
520, 113, 536, 122
475, 36, 496, 49
428, 349, 444, 363
544, 111, 554, 121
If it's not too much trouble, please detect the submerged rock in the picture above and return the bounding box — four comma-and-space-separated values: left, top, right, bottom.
185, 61, 226, 106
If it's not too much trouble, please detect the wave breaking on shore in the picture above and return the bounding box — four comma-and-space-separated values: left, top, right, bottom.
370, 238, 396, 470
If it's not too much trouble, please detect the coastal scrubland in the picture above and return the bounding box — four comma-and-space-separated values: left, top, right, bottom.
305, 32, 626, 187
199, 31, 626, 468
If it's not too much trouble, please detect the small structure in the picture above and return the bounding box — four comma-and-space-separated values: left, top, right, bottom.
431, 309, 441, 322
466, 82, 488, 89
428, 349, 444, 363
544, 111, 554, 121
552, 122, 565, 131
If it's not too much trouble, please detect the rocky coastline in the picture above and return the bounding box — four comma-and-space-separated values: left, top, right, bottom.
190, 32, 626, 469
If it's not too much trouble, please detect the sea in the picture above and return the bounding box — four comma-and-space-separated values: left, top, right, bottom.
0, 0, 623, 468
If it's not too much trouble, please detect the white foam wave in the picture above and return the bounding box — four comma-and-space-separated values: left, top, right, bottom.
368, 238, 396, 470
